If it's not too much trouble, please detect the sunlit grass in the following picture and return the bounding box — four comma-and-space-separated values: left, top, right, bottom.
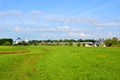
0, 46, 120, 80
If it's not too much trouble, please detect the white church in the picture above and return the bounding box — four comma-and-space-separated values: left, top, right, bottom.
13, 37, 28, 44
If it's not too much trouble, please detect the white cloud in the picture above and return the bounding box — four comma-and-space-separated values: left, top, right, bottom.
11, 25, 83, 33
68, 32, 89, 37
46, 16, 120, 27
0, 10, 42, 18
0, 10, 22, 16
108, 32, 113, 36
107, 32, 116, 38
46, 17, 80, 23
13, 26, 22, 31
0, 12, 6, 16
1, 10, 120, 28
7, 10, 22, 16
95, 22, 120, 27
46, 17, 101, 25
96, 27, 104, 30
57, 25, 70, 29
29, 10, 42, 15
62, 25, 70, 29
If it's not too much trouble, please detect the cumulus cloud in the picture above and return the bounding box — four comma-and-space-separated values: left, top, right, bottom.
0, 10, 44, 23
12, 25, 82, 32
107, 32, 117, 38
29, 10, 42, 15
1, 10, 120, 27
95, 22, 120, 27
0, 10, 22, 16
68, 32, 89, 37
57, 25, 70, 29
0, 12, 6, 16
7, 10, 22, 16
46, 17, 101, 24
46, 16, 120, 27
46, 17, 80, 23
13, 26, 22, 31
0, 10, 42, 18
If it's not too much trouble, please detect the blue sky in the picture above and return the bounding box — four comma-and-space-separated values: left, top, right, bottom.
0, 0, 120, 40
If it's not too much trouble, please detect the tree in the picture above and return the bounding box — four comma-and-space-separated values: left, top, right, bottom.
28, 40, 40, 46
105, 39, 112, 47
0, 38, 13, 46
77, 42, 81, 47
3, 41, 11, 46
105, 37, 120, 47
77, 39, 84, 42
112, 37, 118, 45
82, 43, 86, 47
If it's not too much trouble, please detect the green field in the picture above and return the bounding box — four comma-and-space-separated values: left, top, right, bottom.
0, 46, 120, 80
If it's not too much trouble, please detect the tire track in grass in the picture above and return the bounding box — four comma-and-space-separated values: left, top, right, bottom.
37, 47, 73, 80
0, 53, 41, 80
3, 47, 52, 80
0, 47, 45, 80
15, 47, 49, 80
14, 47, 49, 80
17, 53, 40, 80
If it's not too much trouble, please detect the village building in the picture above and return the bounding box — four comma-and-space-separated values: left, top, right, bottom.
95, 39, 106, 47
80, 42, 94, 47
13, 37, 29, 44
13, 37, 22, 44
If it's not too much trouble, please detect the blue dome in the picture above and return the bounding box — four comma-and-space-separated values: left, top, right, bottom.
16, 37, 21, 40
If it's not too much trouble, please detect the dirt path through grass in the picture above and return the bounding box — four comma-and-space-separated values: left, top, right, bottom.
17, 47, 51, 80
0, 50, 30, 54
0, 47, 52, 80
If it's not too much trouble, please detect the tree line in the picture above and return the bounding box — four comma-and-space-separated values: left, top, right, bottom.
105, 37, 120, 47
0, 37, 120, 47
0, 38, 13, 46
28, 39, 96, 46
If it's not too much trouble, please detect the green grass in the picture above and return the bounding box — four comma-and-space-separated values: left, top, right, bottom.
0, 46, 28, 52
0, 46, 120, 80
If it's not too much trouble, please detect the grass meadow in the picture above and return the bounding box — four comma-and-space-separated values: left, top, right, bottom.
0, 46, 120, 80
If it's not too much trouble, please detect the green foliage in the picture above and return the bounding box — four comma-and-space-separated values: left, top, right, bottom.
0, 38, 13, 46
112, 37, 118, 45
105, 37, 120, 47
77, 39, 96, 43
68, 42, 73, 46
99, 43, 105, 47
28, 39, 96, 46
105, 39, 112, 47
77, 42, 81, 47
28, 40, 40, 46
82, 43, 86, 47
3, 41, 11, 46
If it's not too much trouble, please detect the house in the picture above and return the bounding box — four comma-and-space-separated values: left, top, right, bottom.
85, 42, 94, 47
72, 42, 78, 46
13, 37, 29, 45
95, 39, 106, 47
13, 37, 22, 44
24, 37, 29, 43
80, 42, 94, 47
58, 42, 66, 45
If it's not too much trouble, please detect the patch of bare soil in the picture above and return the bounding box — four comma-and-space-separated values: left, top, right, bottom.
0, 50, 30, 54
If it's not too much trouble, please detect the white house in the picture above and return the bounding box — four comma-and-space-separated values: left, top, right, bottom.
24, 37, 29, 43
13, 37, 29, 44
13, 37, 22, 44
80, 42, 94, 47
95, 39, 106, 47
